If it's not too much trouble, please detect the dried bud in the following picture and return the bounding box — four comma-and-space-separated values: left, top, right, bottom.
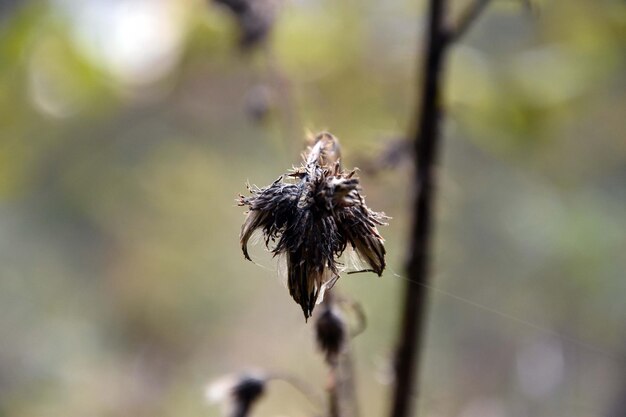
238, 132, 388, 319
0, 0, 21, 22
315, 304, 346, 365
211, 0, 278, 50
207, 374, 266, 417
245, 84, 274, 122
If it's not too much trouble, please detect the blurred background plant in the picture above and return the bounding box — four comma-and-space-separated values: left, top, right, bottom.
1, 0, 626, 417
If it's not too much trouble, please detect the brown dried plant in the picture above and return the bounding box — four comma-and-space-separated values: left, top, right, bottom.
238, 132, 387, 319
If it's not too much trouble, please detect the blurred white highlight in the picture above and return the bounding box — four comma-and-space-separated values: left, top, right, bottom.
55, 0, 187, 86
516, 337, 565, 399
458, 397, 508, 417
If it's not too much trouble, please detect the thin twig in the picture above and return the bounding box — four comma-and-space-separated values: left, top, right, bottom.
342, 299, 367, 338
357, 137, 411, 176
519, 0, 537, 15
263, 45, 302, 157
268, 373, 325, 409
447, 0, 492, 43
447, 0, 537, 44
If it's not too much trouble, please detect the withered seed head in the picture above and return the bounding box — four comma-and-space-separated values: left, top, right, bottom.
238, 132, 388, 319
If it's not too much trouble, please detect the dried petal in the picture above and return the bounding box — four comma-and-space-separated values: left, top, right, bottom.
341, 204, 387, 275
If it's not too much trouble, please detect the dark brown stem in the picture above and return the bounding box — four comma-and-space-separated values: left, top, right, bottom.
389, 1, 448, 417
607, 347, 626, 417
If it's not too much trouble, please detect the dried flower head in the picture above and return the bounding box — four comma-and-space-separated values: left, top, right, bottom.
315, 302, 346, 365
206, 373, 267, 417
238, 132, 388, 319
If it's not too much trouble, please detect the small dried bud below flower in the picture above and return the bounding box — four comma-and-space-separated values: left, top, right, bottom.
315, 304, 346, 365
238, 132, 388, 319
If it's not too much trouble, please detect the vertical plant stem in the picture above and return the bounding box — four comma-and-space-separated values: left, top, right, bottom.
321, 290, 360, 417
332, 337, 360, 417
389, 1, 449, 417
324, 291, 341, 417
328, 375, 340, 417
